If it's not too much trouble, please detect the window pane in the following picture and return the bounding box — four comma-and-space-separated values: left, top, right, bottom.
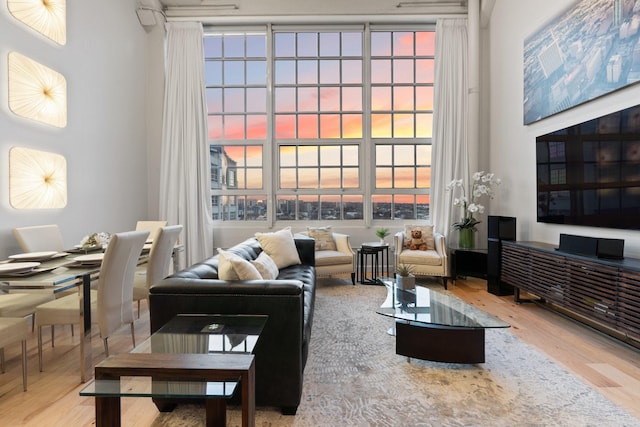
393, 59, 414, 83
372, 114, 392, 138
298, 115, 319, 138
320, 168, 341, 188
297, 87, 318, 112
417, 145, 431, 165
223, 88, 244, 112
343, 145, 359, 166
371, 59, 391, 84
297, 33, 318, 56
280, 168, 296, 188
394, 145, 414, 165
376, 167, 392, 188
371, 86, 391, 111
246, 35, 265, 57
371, 32, 391, 56
342, 32, 362, 56
320, 195, 341, 219
393, 113, 414, 138
280, 146, 296, 167
247, 61, 266, 85
319, 87, 340, 111
416, 59, 434, 84
342, 87, 362, 111
320, 114, 340, 138
320, 145, 340, 166
276, 195, 296, 220
416, 113, 432, 138
274, 33, 295, 56
393, 86, 414, 110
343, 167, 359, 187
298, 60, 318, 84
224, 61, 244, 85
275, 60, 295, 84
394, 167, 415, 188
276, 115, 296, 138
246, 88, 266, 113
298, 146, 318, 166
206, 88, 223, 113
275, 88, 296, 112
224, 35, 244, 57
298, 195, 319, 220
416, 86, 433, 110
344, 195, 363, 219
417, 194, 430, 219
299, 168, 319, 188
319, 60, 340, 84
342, 60, 362, 84
319, 33, 340, 56
246, 115, 266, 138
393, 32, 413, 56
224, 115, 245, 139
373, 194, 392, 219
416, 166, 430, 188
376, 145, 392, 165
343, 114, 362, 138
394, 194, 415, 219
205, 61, 222, 85
208, 116, 222, 139
416, 32, 435, 56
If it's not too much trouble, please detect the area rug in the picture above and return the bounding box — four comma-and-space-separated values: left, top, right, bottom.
153, 279, 639, 427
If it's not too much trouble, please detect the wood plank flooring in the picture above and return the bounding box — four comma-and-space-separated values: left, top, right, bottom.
0, 278, 638, 425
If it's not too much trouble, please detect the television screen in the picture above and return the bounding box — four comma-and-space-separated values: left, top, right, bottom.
536, 104, 640, 230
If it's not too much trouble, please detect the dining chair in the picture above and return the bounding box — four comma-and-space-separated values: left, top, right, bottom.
35, 230, 149, 373
13, 224, 65, 252
133, 225, 182, 318
135, 220, 167, 242
0, 317, 30, 391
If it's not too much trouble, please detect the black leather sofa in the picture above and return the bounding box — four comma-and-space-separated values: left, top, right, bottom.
149, 237, 316, 415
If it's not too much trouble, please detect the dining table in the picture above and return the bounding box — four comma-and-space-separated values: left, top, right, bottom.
0, 250, 105, 382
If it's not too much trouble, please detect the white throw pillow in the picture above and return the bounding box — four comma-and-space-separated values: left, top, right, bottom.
217, 248, 262, 280
251, 251, 279, 280
255, 227, 301, 269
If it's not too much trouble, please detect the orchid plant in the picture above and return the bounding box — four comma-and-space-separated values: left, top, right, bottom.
447, 171, 501, 231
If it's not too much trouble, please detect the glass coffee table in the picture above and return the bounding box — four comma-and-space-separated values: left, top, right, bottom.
376, 277, 509, 363
80, 314, 267, 427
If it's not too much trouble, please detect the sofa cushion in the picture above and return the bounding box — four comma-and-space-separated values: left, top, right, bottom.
217, 248, 262, 280
306, 226, 337, 251
251, 251, 279, 280
398, 249, 442, 266
255, 227, 301, 269
314, 250, 352, 266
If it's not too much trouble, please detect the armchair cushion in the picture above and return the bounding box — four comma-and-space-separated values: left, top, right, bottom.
315, 250, 353, 266
403, 224, 435, 250
306, 226, 337, 251
398, 249, 442, 266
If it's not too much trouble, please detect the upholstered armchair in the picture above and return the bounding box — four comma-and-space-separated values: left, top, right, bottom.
296, 227, 356, 285
394, 224, 449, 288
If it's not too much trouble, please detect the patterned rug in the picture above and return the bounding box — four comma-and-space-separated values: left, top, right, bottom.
153, 279, 639, 427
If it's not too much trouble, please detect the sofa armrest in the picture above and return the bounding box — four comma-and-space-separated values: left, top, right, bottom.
295, 237, 315, 266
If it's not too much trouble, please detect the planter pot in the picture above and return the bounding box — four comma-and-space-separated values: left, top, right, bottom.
458, 228, 476, 249
396, 273, 415, 290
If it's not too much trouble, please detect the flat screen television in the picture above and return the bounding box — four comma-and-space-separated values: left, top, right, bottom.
536, 104, 640, 230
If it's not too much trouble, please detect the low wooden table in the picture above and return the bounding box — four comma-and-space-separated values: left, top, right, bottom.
89, 353, 254, 427
81, 314, 267, 427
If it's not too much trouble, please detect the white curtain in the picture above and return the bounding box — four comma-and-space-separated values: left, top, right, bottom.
431, 18, 469, 238
160, 22, 214, 267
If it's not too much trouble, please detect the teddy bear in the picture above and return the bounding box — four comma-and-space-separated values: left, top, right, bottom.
407, 229, 429, 251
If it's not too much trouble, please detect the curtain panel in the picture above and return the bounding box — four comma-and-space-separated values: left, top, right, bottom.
431, 18, 469, 239
160, 22, 214, 267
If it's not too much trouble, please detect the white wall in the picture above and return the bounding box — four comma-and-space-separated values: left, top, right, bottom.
487, 0, 640, 257
0, 1, 149, 258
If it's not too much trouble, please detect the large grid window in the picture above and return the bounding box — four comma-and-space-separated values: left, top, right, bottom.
205, 26, 434, 222
205, 33, 268, 220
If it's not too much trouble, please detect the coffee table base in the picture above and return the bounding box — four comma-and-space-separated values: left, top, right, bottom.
395, 321, 485, 364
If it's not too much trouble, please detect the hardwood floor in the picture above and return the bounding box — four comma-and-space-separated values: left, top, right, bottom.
0, 279, 638, 425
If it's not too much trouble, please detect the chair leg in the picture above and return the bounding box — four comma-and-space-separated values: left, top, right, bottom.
103, 338, 109, 358
51, 325, 55, 348
130, 323, 136, 348
137, 300, 141, 319
71, 324, 74, 337
38, 326, 44, 372
0, 348, 4, 373
351, 272, 356, 285
21, 339, 27, 392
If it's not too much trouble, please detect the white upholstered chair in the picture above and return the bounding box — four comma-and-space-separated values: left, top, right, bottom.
35, 230, 149, 372
394, 224, 449, 288
13, 225, 65, 252
296, 227, 356, 285
0, 317, 30, 391
133, 225, 182, 317
135, 220, 167, 242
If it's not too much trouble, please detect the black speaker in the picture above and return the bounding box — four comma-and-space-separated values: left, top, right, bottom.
487, 216, 516, 296
558, 234, 598, 257
597, 238, 624, 260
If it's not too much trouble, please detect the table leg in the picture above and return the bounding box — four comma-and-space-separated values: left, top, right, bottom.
79, 273, 93, 383
95, 396, 121, 427
241, 361, 256, 427
205, 399, 226, 427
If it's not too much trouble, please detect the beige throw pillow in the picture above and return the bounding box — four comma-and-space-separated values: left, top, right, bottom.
217, 248, 262, 280
307, 226, 337, 251
255, 227, 301, 269
251, 251, 279, 280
